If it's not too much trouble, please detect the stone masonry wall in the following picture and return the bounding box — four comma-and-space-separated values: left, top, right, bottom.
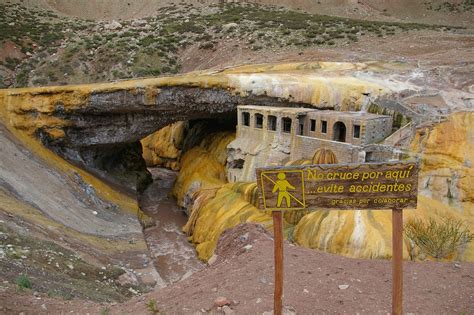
291, 136, 361, 163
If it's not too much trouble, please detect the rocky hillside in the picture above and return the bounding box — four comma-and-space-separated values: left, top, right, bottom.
7, 0, 474, 25
0, 120, 157, 302
0, 1, 468, 89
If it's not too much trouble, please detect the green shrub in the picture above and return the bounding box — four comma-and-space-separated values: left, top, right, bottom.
15, 68, 30, 87
140, 35, 156, 47
146, 299, 160, 314
199, 42, 214, 50
47, 289, 74, 300
4, 57, 19, 71
16, 274, 32, 289
347, 34, 358, 41
405, 218, 474, 260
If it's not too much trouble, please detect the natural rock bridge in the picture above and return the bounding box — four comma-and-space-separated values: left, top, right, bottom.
0, 61, 459, 190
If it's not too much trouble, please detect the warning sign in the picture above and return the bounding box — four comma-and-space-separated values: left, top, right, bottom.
259, 170, 305, 210
257, 162, 418, 211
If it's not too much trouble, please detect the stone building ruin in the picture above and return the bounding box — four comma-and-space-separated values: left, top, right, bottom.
227, 105, 403, 182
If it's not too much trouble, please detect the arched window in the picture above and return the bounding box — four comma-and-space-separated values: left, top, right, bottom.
333, 121, 347, 142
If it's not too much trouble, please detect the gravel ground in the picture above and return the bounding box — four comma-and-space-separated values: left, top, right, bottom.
2, 223, 473, 314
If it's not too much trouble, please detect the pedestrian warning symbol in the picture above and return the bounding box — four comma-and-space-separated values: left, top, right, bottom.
259, 170, 305, 211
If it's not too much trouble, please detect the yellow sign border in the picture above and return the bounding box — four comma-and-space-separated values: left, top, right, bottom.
260, 169, 306, 211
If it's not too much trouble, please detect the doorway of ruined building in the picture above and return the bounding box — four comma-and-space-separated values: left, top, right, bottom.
333, 121, 346, 142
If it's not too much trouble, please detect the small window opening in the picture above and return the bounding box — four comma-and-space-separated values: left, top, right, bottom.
282, 117, 292, 133
255, 113, 263, 129
298, 117, 305, 136
310, 119, 316, 132
353, 125, 361, 138
242, 112, 250, 126
268, 115, 277, 131
321, 120, 327, 133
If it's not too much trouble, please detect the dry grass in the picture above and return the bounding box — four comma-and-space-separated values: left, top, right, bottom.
404, 217, 474, 260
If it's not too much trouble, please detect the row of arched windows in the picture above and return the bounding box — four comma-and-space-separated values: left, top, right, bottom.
241, 111, 361, 143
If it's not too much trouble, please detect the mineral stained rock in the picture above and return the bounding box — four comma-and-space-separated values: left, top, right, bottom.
1, 61, 472, 263
1, 61, 469, 191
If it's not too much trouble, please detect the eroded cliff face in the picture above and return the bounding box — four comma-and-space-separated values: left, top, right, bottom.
0, 122, 159, 297
2, 61, 467, 192
412, 112, 474, 213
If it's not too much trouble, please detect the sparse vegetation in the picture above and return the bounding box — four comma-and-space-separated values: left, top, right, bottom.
404, 218, 474, 260
0, 1, 460, 88
16, 274, 32, 290
0, 224, 145, 302
424, 0, 473, 12
146, 298, 160, 314
47, 289, 74, 300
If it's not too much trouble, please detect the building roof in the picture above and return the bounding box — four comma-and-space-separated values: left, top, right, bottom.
238, 105, 314, 115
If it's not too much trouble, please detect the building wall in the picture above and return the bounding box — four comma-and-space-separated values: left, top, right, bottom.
237, 107, 305, 140
363, 117, 392, 144
229, 106, 396, 182
291, 136, 361, 164
303, 112, 392, 145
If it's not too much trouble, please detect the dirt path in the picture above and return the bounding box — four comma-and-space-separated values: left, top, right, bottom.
121, 224, 474, 314
139, 168, 204, 286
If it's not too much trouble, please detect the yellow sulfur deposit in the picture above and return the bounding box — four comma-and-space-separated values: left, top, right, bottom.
185, 182, 273, 261
293, 195, 474, 261
173, 131, 276, 261
312, 148, 338, 164
412, 111, 474, 212
141, 121, 186, 170
172, 132, 235, 208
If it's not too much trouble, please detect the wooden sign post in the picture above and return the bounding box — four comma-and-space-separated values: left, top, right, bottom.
256, 162, 418, 315
273, 211, 284, 315
392, 208, 403, 315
